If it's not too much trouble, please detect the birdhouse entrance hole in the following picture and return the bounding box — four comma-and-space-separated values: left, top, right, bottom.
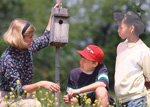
59, 20, 63, 24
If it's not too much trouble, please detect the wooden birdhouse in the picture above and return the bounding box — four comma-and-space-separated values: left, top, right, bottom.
49, 7, 69, 46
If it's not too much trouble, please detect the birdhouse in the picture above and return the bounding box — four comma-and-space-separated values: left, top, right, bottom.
49, 7, 69, 46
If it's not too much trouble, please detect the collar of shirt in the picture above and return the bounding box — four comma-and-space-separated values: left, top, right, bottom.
82, 70, 94, 75
124, 39, 143, 48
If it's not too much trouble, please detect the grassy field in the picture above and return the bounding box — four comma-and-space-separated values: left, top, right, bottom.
2, 88, 118, 107
36, 89, 118, 107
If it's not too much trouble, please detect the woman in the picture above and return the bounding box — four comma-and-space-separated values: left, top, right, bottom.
0, 3, 60, 107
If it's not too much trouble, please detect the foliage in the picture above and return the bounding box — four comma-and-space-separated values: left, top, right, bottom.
2, 88, 116, 107
63, 0, 150, 90
2, 89, 115, 107
2, 88, 150, 107
0, 0, 23, 59
0, 0, 23, 36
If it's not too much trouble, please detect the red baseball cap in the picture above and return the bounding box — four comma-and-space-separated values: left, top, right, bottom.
77, 45, 104, 63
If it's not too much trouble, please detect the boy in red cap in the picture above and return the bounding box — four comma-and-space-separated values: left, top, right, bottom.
63, 45, 115, 107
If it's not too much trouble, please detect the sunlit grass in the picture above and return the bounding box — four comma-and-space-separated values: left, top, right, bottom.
2, 88, 117, 107
1, 81, 149, 107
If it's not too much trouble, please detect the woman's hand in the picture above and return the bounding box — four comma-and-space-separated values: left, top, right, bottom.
40, 81, 60, 92
46, 3, 62, 30
54, 3, 62, 8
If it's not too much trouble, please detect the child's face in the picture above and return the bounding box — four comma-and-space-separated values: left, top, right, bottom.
117, 20, 131, 40
79, 56, 98, 72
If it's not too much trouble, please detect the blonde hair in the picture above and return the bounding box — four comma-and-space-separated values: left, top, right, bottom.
3, 19, 36, 49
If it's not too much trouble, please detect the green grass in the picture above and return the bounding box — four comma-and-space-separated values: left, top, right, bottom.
3, 88, 117, 107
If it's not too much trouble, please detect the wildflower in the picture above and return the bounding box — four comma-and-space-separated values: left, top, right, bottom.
145, 100, 147, 105
11, 87, 14, 91
26, 93, 30, 98
94, 99, 97, 103
98, 98, 101, 102
18, 96, 22, 99
38, 104, 41, 107
49, 100, 53, 104
34, 98, 38, 100
40, 98, 45, 101
47, 103, 50, 106
107, 102, 109, 106
33, 104, 37, 107
10, 95, 13, 99
11, 95, 15, 98
113, 102, 116, 106
76, 95, 79, 98
55, 102, 58, 105
119, 98, 122, 104
85, 98, 91, 105
39, 90, 42, 93
92, 103, 96, 107
11, 103, 16, 107
83, 94, 87, 101
11, 100, 15, 102
84, 93, 87, 96
73, 97, 78, 100
123, 105, 126, 107
9, 92, 13, 95
33, 91, 36, 95
55, 97, 58, 100
32, 94, 36, 98
16, 80, 20, 84
4, 95, 8, 100
24, 90, 27, 93
45, 92, 48, 95
51, 94, 54, 97
96, 98, 102, 106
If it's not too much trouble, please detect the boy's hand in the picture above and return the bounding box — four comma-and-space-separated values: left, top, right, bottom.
63, 94, 78, 105
63, 95, 71, 104
68, 89, 80, 97
145, 77, 150, 89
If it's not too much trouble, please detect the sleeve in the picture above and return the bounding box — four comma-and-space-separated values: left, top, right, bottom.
4, 60, 24, 94
30, 29, 50, 54
66, 72, 75, 94
97, 65, 109, 90
142, 49, 150, 79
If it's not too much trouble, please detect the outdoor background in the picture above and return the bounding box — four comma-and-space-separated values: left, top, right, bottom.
0, 0, 150, 95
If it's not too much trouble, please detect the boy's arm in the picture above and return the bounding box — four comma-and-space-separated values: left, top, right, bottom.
68, 81, 106, 97
142, 50, 150, 89
143, 50, 150, 78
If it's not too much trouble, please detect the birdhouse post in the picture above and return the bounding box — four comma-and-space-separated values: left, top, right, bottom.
49, 0, 69, 107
